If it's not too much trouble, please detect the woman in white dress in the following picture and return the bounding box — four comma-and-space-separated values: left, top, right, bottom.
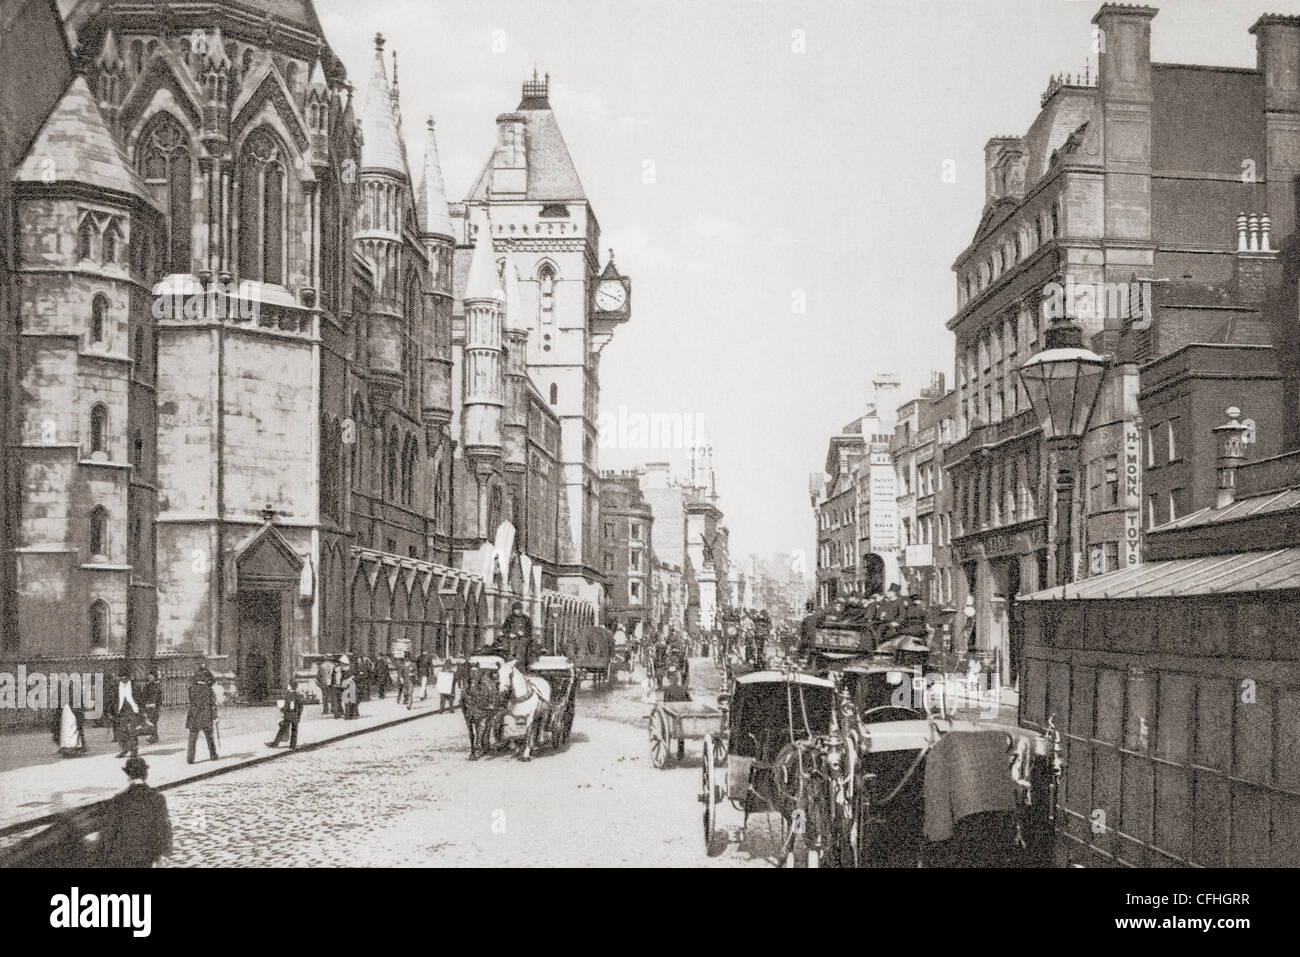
57, 703, 86, 756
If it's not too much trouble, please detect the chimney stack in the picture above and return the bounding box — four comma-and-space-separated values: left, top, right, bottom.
1213, 407, 1250, 508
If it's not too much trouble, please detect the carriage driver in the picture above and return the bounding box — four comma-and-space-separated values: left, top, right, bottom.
502, 601, 534, 667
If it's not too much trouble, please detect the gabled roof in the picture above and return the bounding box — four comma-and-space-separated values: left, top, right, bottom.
14, 74, 156, 204
465, 96, 587, 202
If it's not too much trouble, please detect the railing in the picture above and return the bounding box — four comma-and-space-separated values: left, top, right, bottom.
0, 653, 208, 730
946, 409, 1040, 464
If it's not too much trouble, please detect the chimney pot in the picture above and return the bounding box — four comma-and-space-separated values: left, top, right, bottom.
1213, 407, 1250, 508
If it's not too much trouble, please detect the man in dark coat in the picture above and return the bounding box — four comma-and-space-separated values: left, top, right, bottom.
415, 651, 431, 700
502, 602, 533, 667
796, 600, 820, 659
97, 757, 172, 868
185, 669, 218, 764
138, 668, 163, 744
267, 678, 304, 748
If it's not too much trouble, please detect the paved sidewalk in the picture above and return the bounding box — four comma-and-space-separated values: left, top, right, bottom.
0, 690, 452, 833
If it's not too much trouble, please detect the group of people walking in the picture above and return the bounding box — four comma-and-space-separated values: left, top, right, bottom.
315, 651, 434, 722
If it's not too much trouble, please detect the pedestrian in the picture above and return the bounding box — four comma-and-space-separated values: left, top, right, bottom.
112, 667, 140, 759
661, 667, 691, 703
139, 668, 162, 743
416, 651, 431, 700
185, 668, 219, 764
331, 655, 346, 717
399, 654, 417, 710
266, 678, 304, 749
375, 655, 388, 699
341, 668, 359, 719
317, 656, 334, 714
97, 757, 172, 868
54, 701, 86, 756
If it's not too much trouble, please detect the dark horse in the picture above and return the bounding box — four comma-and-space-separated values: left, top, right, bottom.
458, 660, 505, 760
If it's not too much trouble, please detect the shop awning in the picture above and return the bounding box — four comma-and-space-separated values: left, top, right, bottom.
1018, 547, 1300, 601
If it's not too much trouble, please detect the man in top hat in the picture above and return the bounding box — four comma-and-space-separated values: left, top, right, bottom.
138, 668, 163, 744
97, 757, 172, 868
502, 601, 534, 668
185, 668, 218, 764
267, 678, 304, 748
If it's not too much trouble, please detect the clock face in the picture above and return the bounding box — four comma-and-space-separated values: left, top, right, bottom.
594, 280, 627, 312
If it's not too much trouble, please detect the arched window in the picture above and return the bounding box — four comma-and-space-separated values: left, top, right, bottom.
434, 466, 445, 525
1050, 203, 1060, 240
130, 40, 143, 75
489, 485, 503, 531
131, 429, 143, 468
89, 404, 108, 456
91, 294, 108, 344
549, 382, 558, 405
90, 506, 108, 557
90, 601, 109, 647
102, 219, 121, 265
404, 272, 420, 408
538, 264, 555, 324
78, 216, 97, 261
1014, 233, 1023, 262
238, 127, 286, 284
137, 113, 192, 274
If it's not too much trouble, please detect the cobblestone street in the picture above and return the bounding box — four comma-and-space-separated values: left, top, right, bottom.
158, 664, 771, 868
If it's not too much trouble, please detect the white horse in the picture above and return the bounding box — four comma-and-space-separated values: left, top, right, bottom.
497, 659, 552, 761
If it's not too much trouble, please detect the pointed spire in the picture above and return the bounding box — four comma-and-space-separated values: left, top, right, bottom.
359, 32, 406, 177
309, 58, 328, 91
417, 116, 453, 238
504, 261, 528, 334
206, 26, 230, 69
465, 208, 502, 302
96, 27, 121, 69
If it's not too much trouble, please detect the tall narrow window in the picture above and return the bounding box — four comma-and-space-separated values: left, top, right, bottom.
386, 426, 398, 500
320, 172, 340, 312
102, 219, 120, 265
131, 429, 143, 468
90, 506, 108, 557
549, 383, 558, 405
78, 216, 97, 261
238, 127, 287, 284
137, 113, 192, 274
538, 264, 555, 324
90, 404, 108, 456
90, 601, 109, 648
91, 294, 108, 344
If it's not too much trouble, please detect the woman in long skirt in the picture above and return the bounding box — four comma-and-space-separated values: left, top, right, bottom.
57, 704, 86, 756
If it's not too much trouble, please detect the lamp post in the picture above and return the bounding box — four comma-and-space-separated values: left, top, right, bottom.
1018, 321, 1107, 587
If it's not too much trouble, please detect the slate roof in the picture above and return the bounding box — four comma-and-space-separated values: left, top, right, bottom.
1019, 548, 1300, 601
465, 100, 587, 202
14, 74, 156, 205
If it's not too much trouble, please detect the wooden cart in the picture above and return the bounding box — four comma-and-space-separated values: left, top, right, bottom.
648, 700, 726, 768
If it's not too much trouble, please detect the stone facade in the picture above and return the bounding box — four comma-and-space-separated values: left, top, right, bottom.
1, 3, 617, 692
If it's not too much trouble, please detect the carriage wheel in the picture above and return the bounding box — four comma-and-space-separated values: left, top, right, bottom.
649, 709, 669, 769
713, 734, 728, 766
701, 734, 719, 854
563, 698, 575, 743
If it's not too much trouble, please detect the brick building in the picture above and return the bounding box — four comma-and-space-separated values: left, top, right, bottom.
598, 469, 653, 631
944, 4, 1298, 690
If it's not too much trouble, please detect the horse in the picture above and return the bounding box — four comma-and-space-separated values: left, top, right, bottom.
497, 659, 552, 761
460, 658, 506, 760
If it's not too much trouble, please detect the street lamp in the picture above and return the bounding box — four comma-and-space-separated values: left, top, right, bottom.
1017, 320, 1107, 586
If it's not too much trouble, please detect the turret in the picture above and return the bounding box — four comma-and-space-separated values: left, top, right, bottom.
418, 116, 454, 452
356, 33, 408, 414
462, 207, 505, 537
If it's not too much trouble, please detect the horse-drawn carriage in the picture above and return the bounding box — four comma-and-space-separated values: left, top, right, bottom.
696, 626, 1064, 866
648, 699, 726, 768
460, 653, 576, 761
568, 625, 616, 687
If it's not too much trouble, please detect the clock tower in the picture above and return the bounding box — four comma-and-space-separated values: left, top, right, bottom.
460, 72, 631, 604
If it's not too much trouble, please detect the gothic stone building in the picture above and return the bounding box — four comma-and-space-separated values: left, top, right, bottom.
2, 1, 612, 697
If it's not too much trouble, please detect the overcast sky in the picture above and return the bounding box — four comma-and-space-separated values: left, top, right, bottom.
317, 0, 1300, 566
